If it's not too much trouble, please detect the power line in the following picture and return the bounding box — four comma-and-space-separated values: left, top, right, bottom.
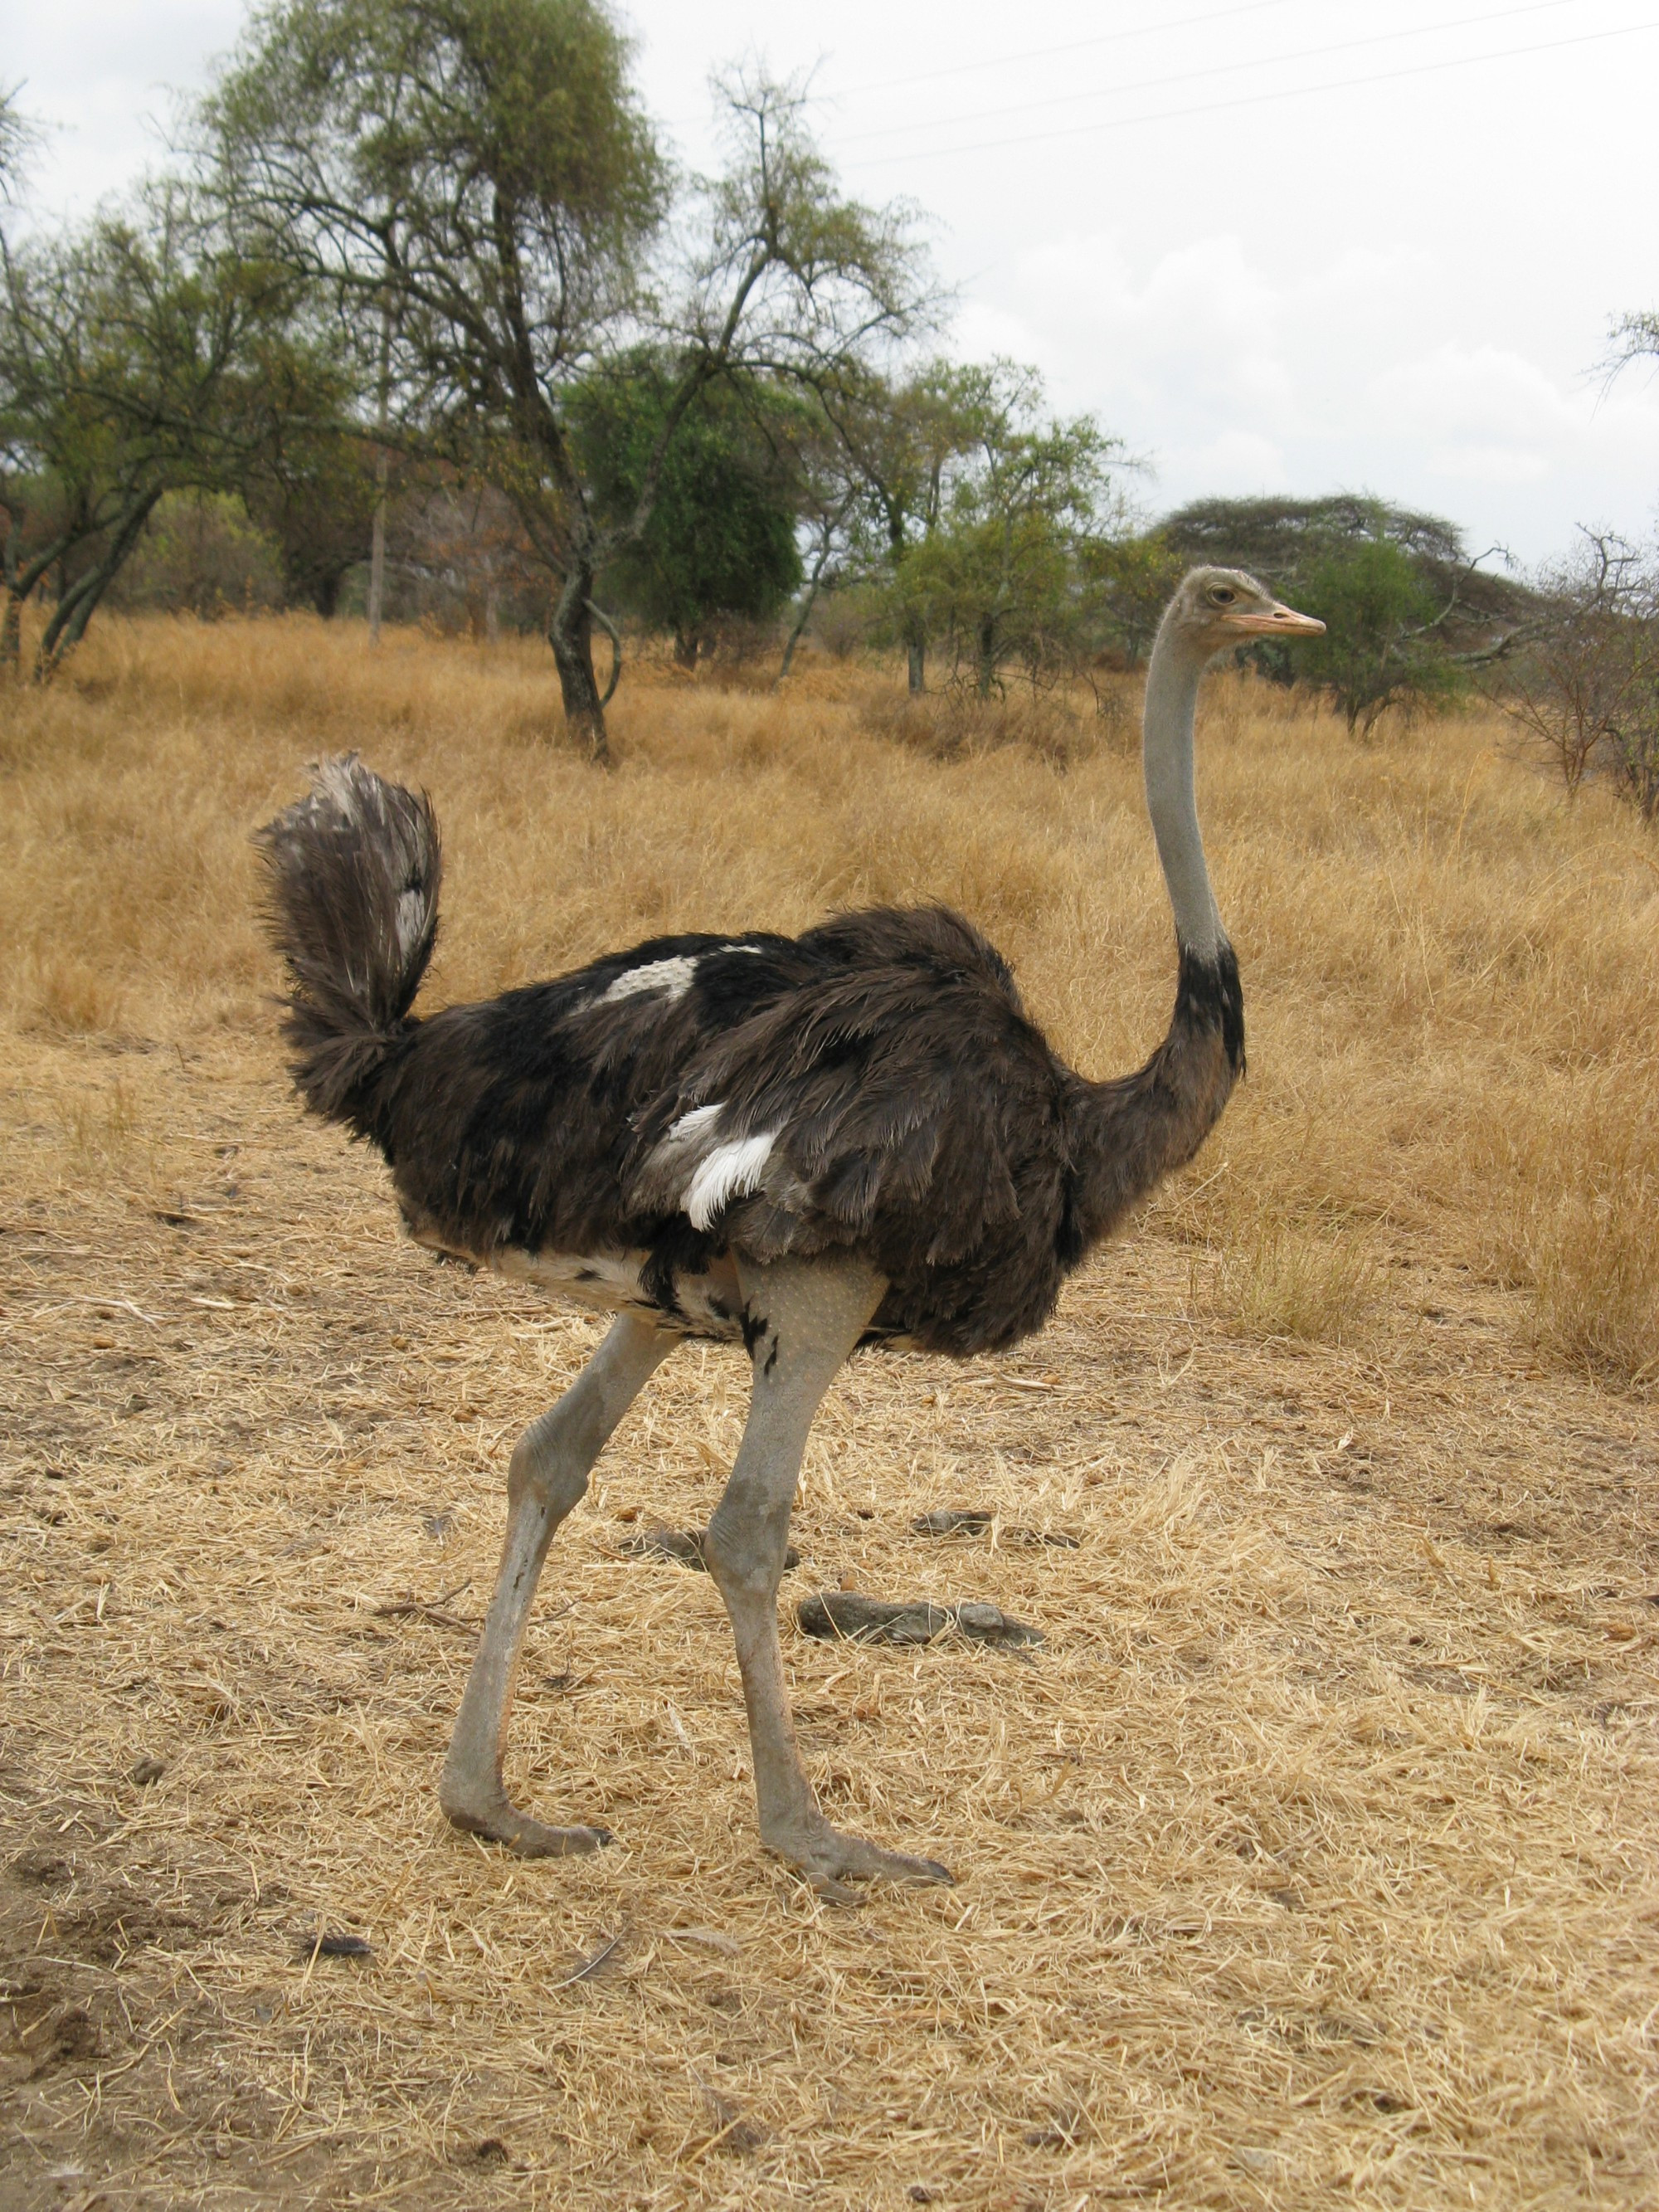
657, 1, 1300, 133
839, 17, 1659, 169
833, 0, 1574, 149
828, 0, 1297, 102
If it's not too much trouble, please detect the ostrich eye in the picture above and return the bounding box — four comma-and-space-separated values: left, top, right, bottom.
1208, 586, 1235, 606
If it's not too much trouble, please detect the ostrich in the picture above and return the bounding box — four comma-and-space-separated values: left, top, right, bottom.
256, 566, 1323, 1888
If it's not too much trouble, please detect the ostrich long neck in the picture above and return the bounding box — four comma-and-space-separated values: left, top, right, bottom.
1065, 614, 1242, 1248
1142, 616, 1224, 960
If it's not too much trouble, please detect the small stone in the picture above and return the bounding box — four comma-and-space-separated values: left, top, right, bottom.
798, 1592, 1043, 1648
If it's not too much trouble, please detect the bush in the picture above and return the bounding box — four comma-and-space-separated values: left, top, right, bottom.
109, 492, 284, 617
1297, 538, 1467, 738
1503, 533, 1659, 821
859, 685, 1097, 767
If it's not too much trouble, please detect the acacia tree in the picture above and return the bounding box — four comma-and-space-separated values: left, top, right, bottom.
1159, 492, 1520, 729
203, 1, 924, 758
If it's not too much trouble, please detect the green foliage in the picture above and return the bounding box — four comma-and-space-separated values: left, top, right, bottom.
109, 490, 285, 615
206, 11, 925, 748
1082, 530, 1185, 669
242, 429, 380, 614
211, 0, 667, 355
1162, 492, 1466, 578
1159, 493, 1512, 735
2, 178, 348, 675
573, 367, 802, 661
1297, 537, 1467, 737
865, 363, 1127, 697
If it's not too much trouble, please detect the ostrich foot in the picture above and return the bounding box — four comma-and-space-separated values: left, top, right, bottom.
443, 1791, 611, 1859
766, 1817, 953, 1890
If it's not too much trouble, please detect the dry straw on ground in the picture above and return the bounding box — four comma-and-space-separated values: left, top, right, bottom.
2, 612, 1656, 2211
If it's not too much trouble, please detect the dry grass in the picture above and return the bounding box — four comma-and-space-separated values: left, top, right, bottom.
2, 611, 1657, 2210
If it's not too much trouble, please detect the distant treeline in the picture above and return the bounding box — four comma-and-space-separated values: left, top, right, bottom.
2, 17, 1656, 806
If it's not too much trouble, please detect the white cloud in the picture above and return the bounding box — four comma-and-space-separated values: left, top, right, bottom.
1367, 344, 1577, 441
14, 0, 1659, 561
955, 222, 1659, 553
1161, 428, 1289, 495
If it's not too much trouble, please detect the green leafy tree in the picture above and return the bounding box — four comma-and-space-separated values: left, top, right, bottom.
1160, 494, 1521, 654
825, 362, 990, 691
1162, 492, 1468, 579
204, 5, 925, 757
1159, 492, 1526, 728
242, 426, 382, 615
885, 363, 1126, 698
1297, 537, 1467, 737
109, 489, 285, 615
1, 181, 341, 677
1082, 529, 1185, 669
769, 395, 860, 683
574, 364, 802, 666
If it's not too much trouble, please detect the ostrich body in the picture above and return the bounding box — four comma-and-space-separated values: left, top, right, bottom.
257, 567, 1322, 1886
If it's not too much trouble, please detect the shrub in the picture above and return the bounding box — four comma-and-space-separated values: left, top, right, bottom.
109, 491, 284, 617
1503, 533, 1659, 821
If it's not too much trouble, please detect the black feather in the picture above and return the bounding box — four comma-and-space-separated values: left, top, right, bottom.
257, 766, 1244, 1360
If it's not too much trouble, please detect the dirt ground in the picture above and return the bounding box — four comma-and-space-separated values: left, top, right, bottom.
3, 1029, 1656, 2210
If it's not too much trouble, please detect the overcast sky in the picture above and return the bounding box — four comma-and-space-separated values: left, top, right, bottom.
9, 0, 1659, 563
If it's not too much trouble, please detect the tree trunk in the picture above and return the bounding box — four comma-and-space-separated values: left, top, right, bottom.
313, 570, 343, 620
35, 491, 162, 682
548, 567, 609, 762
907, 637, 926, 694
367, 446, 388, 642
673, 626, 699, 670
975, 614, 997, 700
1, 521, 19, 680
777, 495, 854, 689
776, 598, 814, 685
367, 293, 392, 644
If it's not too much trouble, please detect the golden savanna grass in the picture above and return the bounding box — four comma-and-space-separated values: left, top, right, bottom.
2, 611, 1656, 2210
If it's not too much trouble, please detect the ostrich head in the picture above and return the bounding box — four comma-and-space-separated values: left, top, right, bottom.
1141, 565, 1325, 963
1160, 565, 1325, 660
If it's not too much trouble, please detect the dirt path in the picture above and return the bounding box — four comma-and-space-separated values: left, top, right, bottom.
3, 1038, 1656, 2210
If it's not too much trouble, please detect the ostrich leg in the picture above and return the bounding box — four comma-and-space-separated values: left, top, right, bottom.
703, 1255, 954, 1888
440, 1313, 672, 1854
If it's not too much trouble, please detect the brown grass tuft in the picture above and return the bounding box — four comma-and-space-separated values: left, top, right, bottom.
859, 682, 1103, 767
1205, 1223, 1384, 1347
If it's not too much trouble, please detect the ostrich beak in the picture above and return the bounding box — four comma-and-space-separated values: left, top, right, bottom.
1220, 602, 1326, 638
